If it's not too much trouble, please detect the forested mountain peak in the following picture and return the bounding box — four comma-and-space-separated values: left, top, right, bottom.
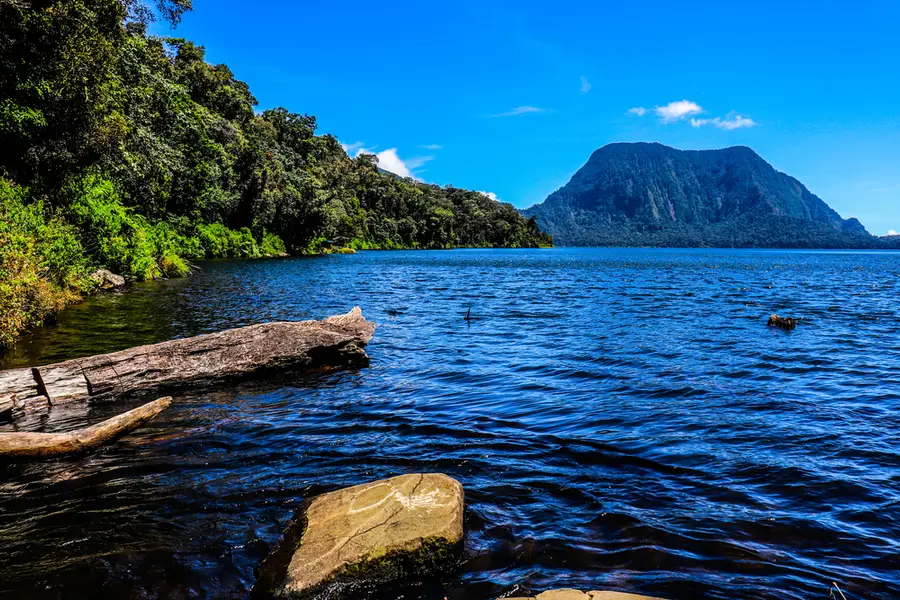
525, 142, 874, 248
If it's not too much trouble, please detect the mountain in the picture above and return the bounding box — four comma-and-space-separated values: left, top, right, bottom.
524, 142, 877, 248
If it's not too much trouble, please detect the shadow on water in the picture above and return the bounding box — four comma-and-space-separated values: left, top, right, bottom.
0, 249, 899, 599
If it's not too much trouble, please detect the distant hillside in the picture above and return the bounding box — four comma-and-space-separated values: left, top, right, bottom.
524, 142, 879, 248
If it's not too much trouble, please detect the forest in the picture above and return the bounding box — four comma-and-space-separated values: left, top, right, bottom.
0, 0, 551, 346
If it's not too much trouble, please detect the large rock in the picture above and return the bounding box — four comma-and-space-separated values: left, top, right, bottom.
255, 473, 464, 598
90, 269, 126, 289
506, 589, 665, 600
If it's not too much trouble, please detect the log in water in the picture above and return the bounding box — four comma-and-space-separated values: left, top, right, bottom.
0, 397, 172, 459
0, 307, 375, 412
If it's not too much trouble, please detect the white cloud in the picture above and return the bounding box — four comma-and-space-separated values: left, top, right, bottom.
493, 106, 545, 117
888, 229, 899, 236
370, 148, 412, 177
479, 191, 499, 201
580, 76, 592, 94
691, 113, 758, 130
418, 144, 443, 150
349, 144, 429, 179
628, 101, 757, 130
655, 100, 703, 123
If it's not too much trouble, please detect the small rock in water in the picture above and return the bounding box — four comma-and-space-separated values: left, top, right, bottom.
254, 473, 464, 598
767, 314, 801, 331
90, 269, 125, 290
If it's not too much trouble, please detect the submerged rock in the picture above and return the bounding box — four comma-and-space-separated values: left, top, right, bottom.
255, 473, 464, 598
90, 269, 126, 289
506, 589, 665, 600
767, 314, 801, 330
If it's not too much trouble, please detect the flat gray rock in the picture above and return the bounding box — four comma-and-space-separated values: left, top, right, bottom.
90, 269, 125, 289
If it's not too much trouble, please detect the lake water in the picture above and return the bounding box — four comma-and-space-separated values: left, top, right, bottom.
1, 248, 898, 600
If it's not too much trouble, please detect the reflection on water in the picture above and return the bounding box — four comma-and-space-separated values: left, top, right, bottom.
1, 249, 899, 599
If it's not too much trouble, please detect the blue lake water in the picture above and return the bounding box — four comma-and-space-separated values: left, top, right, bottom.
0, 248, 898, 599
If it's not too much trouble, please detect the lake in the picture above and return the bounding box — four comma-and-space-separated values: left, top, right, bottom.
1, 248, 898, 599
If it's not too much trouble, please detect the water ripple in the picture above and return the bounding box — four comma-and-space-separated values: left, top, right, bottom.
0, 248, 898, 599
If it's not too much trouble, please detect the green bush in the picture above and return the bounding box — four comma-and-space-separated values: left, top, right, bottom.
260, 231, 286, 256
68, 175, 162, 281
303, 236, 328, 255
196, 223, 258, 258
0, 178, 90, 347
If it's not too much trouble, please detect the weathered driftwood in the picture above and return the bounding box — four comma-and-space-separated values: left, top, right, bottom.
0, 397, 171, 458
0, 307, 375, 412
0, 368, 48, 416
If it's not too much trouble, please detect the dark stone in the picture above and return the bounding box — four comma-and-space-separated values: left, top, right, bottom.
767, 314, 801, 330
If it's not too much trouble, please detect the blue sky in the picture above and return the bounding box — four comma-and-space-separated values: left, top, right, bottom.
162, 0, 900, 234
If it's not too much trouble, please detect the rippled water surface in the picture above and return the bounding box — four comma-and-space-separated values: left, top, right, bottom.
1, 248, 899, 600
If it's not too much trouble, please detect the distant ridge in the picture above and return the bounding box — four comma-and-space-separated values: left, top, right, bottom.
524, 142, 884, 248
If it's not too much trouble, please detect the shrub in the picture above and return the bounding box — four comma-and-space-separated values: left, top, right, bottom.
67, 175, 161, 280
0, 179, 88, 347
260, 231, 286, 256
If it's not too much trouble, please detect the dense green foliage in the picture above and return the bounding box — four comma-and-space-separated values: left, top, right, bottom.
0, 178, 89, 347
525, 142, 887, 248
0, 0, 550, 345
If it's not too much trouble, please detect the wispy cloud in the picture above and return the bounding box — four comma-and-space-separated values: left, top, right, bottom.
492, 106, 546, 117
479, 191, 500, 201
655, 100, 703, 123
691, 113, 758, 130
888, 229, 899, 236
580, 76, 592, 94
627, 107, 647, 117
403, 155, 435, 170
870, 183, 900, 193
418, 144, 443, 150
340, 141, 366, 155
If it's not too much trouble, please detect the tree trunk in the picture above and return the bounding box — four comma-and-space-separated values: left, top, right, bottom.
0, 307, 375, 412
0, 397, 171, 459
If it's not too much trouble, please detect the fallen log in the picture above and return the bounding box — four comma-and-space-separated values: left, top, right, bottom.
0, 397, 171, 459
0, 307, 375, 411
0, 368, 48, 417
